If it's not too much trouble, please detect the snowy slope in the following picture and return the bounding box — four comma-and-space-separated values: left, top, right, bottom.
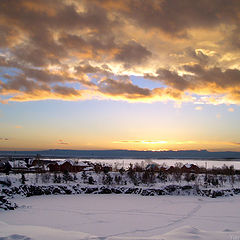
1, 195, 240, 239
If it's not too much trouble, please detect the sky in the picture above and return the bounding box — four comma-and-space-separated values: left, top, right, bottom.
0, 0, 240, 151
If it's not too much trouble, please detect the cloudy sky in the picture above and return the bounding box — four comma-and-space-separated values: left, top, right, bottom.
0, 0, 240, 151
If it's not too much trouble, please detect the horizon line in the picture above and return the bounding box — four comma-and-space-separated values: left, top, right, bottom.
1, 149, 240, 153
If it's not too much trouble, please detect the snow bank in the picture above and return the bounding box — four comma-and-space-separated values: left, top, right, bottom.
1, 222, 240, 240
0, 221, 96, 240
1, 194, 240, 239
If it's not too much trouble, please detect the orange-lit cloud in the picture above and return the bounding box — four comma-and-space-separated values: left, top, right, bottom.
0, 0, 240, 104
57, 139, 69, 145
113, 140, 197, 145
0, 138, 9, 141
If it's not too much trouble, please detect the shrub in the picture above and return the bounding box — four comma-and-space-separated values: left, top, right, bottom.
63, 170, 73, 183
21, 173, 26, 184
102, 173, 113, 185
88, 176, 94, 184
53, 173, 61, 183
114, 175, 122, 185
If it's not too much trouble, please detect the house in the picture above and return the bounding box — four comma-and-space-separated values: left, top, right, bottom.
8, 160, 28, 173
59, 161, 73, 172
181, 164, 200, 173
92, 163, 112, 173
0, 161, 5, 172
73, 161, 90, 172
48, 162, 61, 172
48, 160, 91, 172
165, 166, 175, 173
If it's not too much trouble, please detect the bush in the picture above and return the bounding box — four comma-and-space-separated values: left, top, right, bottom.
88, 176, 94, 184
127, 167, 138, 185
157, 171, 167, 182
142, 170, 155, 184
41, 173, 51, 184
63, 170, 73, 183
184, 173, 196, 182
102, 173, 113, 185
0, 178, 11, 187
119, 167, 125, 175
53, 173, 61, 183
21, 173, 26, 184
114, 175, 122, 185
81, 171, 88, 183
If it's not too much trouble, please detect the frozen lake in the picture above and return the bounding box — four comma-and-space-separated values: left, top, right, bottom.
1, 194, 240, 239
48, 158, 240, 169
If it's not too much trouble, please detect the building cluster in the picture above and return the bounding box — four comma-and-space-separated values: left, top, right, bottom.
0, 156, 112, 174
136, 163, 201, 174
0, 156, 218, 175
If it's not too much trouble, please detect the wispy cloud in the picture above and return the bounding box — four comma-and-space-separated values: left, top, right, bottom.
0, 138, 9, 141
57, 139, 69, 145
113, 140, 196, 145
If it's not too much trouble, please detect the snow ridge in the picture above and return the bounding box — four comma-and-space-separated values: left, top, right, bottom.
1, 184, 240, 211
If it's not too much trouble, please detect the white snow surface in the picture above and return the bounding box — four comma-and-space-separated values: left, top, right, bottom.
1, 194, 240, 240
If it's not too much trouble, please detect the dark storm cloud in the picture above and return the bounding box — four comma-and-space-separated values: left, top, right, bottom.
0, 0, 111, 33
183, 64, 240, 89
23, 68, 76, 84
0, 0, 114, 66
143, 63, 240, 103
0, 0, 240, 103
98, 78, 151, 99
59, 33, 116, 56
74, 64, 101, 74
120, 0, 240, 36
115, 41, 152, 67
53, 85, 80, 96
0, 25, 20, 48
185, 48, 209, 65
145, 69, 191, 91
0, 74, 50, 93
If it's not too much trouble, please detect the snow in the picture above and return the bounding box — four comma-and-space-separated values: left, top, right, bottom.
84, 167, 94, 171
185, 164, 192, 168
77, 162, 90, 167
1, 195, 240, 239
8, 161, 27, 169
0, 221, 96, 240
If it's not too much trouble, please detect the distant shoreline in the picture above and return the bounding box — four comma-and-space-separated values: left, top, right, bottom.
1, 149, 240, 160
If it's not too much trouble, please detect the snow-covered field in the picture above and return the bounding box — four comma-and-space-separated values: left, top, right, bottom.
1, 194, 240, 240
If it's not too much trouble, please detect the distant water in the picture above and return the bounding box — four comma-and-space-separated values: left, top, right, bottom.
1, 149, 240, 159
1, 149, 240, 169
46, 158, 240, 169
